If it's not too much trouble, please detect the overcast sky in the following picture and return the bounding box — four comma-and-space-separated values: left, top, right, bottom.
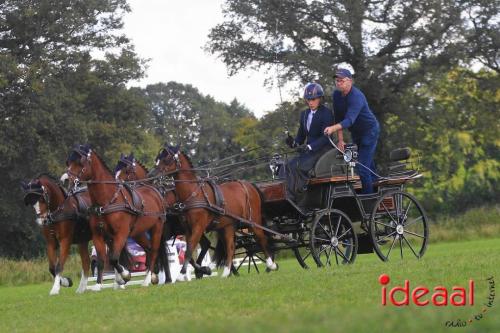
122, 0, 296, 118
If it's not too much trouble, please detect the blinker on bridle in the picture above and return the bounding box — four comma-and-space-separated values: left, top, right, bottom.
66, 148, 92, 186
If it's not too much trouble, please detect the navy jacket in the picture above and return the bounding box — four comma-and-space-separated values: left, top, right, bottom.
332, 86, 379, 138
295, 105, 334, 152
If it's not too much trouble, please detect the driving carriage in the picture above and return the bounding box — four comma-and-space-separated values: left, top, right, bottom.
232, 142, 429, 271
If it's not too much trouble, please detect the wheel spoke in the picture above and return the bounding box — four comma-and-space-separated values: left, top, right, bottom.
377, 230, 398, 243
395, 193, 402, 218
335, 247, 349, 262
404, 215, 423, 227
402, 235, 420, 259
404, 230, 425, 239
402, 199, 413, 222
334, 215, 341, 237
399, 237, 403, 259
381, 201, 398, 225
386, 235, 398, 259
337, 227, 352, 240
373, 219, 395, 229
236, 255, 247, 270
303, 251, 312, 261
318, 222, 332, 238
326, 246, 333, 266
314, 236, 332, 243
317, 245, 329, 256
334, 247, 339, 265
327, 213, 334, 237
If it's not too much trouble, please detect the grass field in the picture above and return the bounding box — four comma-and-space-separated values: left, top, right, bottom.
0, 238, 498, 333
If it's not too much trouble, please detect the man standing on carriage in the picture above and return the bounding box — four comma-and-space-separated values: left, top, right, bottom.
285, 82, 334, 202
324, 68, 380, 194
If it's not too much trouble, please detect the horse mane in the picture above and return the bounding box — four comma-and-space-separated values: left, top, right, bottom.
35, 173, 60, 182
135, 159, 149, 174
35, 173, 68, 197
181, 150, 194, 169
93, 151, 114, 176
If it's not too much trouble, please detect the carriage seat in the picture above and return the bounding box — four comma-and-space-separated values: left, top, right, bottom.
372, 147, 420, 187
387, 147, 414, 177
312, 148, 347, 178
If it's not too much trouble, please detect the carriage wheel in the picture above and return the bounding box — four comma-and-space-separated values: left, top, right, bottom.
292, 229, 321, 269
310, 209, 358, 267
369, 191, 429, 261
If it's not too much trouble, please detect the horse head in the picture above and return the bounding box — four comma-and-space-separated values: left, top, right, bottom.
149, 144, 182, 177
114, 152, 148, 181
65, 144, 94, 184
20, 176, 65, 226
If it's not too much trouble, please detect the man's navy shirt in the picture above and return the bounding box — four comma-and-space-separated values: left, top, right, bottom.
332, 86, 379, 138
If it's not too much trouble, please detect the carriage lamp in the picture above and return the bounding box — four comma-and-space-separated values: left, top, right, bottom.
343, 143, 358, 163
270, 154, 284, 179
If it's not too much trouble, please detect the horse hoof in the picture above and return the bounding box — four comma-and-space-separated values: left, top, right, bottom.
121, 270, 131, 283
201, 266, 212, 276
90, 284, 102, 292
49, 289, 59, 296
151, 273, 159, 285
266, 263, 279, 273
60, 277, 73, 287
180, 268, 186, 275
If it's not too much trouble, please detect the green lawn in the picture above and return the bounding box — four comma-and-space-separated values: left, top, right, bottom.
0, 238, 498, 333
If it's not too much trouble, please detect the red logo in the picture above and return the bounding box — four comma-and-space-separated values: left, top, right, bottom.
379, 274, 474, 306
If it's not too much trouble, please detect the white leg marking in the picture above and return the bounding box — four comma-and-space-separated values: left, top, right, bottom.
151, 272, 159, 285
76, 271, 87, 294
50, 274, 61, 295
90, 283, 102, 292
221, 265, 231, 278
120, 266, 130, 281
266, 257, 277, 270
114, 268, 125, 285
142, 270, 152, 287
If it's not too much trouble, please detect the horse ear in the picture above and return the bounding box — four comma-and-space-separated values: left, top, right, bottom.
120, 153, 124, 159
130, 152, 134, 159
20, 180, 28, 190
175, 144, 180, 152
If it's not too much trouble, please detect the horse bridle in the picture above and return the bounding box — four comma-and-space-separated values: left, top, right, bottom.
117, 157, 137, 180
66, 149, 92, 187
24, 181, 66, 226
156, 147, 182, 175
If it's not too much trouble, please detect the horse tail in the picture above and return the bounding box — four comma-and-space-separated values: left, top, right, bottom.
157, 226, 172, 283
213, 231, 226, 268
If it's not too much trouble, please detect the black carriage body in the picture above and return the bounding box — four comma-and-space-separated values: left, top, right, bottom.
250, 145, 428, 269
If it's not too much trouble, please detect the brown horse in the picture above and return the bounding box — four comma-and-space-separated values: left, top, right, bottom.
21, 175, 92, 295
114, 153, 212, 278
149, 145, 278, 277
65, 144, 169, 289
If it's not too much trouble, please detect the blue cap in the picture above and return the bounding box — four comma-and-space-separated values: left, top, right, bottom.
335, 68, 352, 79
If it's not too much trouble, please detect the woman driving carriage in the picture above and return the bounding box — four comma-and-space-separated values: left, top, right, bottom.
324, 68, 380, 194
284, 82, 334, 201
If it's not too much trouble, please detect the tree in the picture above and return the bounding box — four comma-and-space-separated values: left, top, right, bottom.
141, 82, 256, 174
206, 0, 499, 131
385, 67, 499, 214
0, 0, 150, 258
